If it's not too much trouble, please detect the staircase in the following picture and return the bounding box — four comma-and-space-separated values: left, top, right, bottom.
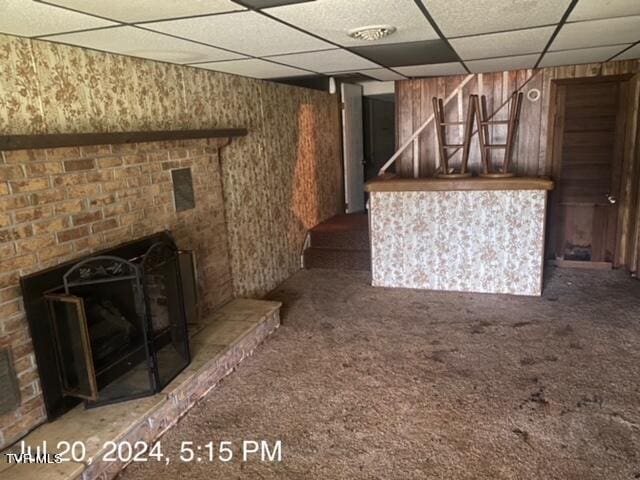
303, 213, 370, 271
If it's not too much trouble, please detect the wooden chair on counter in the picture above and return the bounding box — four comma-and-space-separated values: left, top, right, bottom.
474, 92, 523, 178
432, 95, 478, 178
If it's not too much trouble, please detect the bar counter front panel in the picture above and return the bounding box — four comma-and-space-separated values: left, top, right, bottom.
366, 177, 553, 296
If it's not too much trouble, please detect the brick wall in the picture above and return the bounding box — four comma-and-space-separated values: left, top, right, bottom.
0, 137, 233, 448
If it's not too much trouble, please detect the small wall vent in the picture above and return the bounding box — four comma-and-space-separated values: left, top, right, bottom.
172, 168, 195, 212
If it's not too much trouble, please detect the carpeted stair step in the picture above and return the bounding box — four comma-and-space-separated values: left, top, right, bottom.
304, 247, 370, 271
310, 229, 369, 251
309, 213, 369, 251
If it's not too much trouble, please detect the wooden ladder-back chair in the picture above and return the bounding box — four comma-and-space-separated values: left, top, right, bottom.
432, 95, 478, 178
474, 92, 523, 178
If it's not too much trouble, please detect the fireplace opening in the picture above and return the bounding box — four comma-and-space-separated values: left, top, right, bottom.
21, 232, 196, 418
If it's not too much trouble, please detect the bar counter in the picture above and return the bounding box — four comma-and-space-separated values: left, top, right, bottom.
365, 176, 554, 296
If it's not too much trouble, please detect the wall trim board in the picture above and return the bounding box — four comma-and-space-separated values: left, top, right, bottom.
616, 74, 640, 268
0, 129, 247, 151
552, 73, 635, 85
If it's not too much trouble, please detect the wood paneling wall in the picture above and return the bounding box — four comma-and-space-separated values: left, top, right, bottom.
395, 59, 640, 273
396, 60, 639, 177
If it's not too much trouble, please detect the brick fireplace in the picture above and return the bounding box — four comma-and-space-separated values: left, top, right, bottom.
0, 136, 235, 448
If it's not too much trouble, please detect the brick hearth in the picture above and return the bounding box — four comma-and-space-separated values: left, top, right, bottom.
0, 299, 281, 480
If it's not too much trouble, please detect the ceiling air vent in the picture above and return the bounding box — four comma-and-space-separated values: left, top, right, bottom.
347, 25, 397, 42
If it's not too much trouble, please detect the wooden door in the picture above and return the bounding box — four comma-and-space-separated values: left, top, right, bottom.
550, 79, 628, 265
341, 83, 365, 213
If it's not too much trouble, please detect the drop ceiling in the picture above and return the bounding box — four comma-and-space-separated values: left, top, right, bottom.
0, 0, 638, 83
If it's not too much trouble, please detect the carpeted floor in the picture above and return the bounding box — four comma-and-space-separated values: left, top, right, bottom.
120, 267, 640, 480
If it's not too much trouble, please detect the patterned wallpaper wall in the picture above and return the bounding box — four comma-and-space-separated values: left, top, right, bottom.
0, 33, 343, 296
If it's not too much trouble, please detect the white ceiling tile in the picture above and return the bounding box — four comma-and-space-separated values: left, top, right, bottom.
569, 0, 640, 22
43, 0, 245, 23
326, 68, 405, 81
0, 0, 115, 37
552, 16, 640, 51
465, 54, 539, 73
421, 0, 571, 37
144, 11, 332, 57
614, 43, 640, 61
394, 62, 467, 77
539, 45, 629, 67
358, 69, 406, 81
194, 58, 311, 79
266, 0, 439, 47
451, 27, 554, 60
268, 49, 379, 73
41, 26, 245, 63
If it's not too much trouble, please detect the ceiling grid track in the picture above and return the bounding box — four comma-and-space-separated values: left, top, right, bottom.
0, 0, 636, 84
533, 0, 578, 69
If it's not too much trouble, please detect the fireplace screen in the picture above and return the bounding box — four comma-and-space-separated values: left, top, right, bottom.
43, 238, 193, 408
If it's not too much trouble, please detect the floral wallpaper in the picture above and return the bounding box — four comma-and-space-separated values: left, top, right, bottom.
369, 190, 547, 296
0, 33, 343, 297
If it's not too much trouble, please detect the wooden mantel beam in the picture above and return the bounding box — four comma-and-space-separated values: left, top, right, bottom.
0, 128, 248, 151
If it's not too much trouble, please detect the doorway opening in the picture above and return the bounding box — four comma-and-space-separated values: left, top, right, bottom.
341, 83, 396, 214
364, 94, 396, 183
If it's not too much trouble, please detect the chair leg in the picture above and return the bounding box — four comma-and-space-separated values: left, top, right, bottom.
474, 95, 489, 174
504, 92, 523, 174
432, 97, 448, 174
461, 95, 476, 173
503, 94, 516, 173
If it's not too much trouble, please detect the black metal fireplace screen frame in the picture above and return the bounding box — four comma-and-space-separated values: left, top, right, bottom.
21, 232, 195, 417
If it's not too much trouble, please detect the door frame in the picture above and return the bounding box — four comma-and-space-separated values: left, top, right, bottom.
341, 83, 365, 213
545, 73, 639, 269
625, 74, 640, 275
